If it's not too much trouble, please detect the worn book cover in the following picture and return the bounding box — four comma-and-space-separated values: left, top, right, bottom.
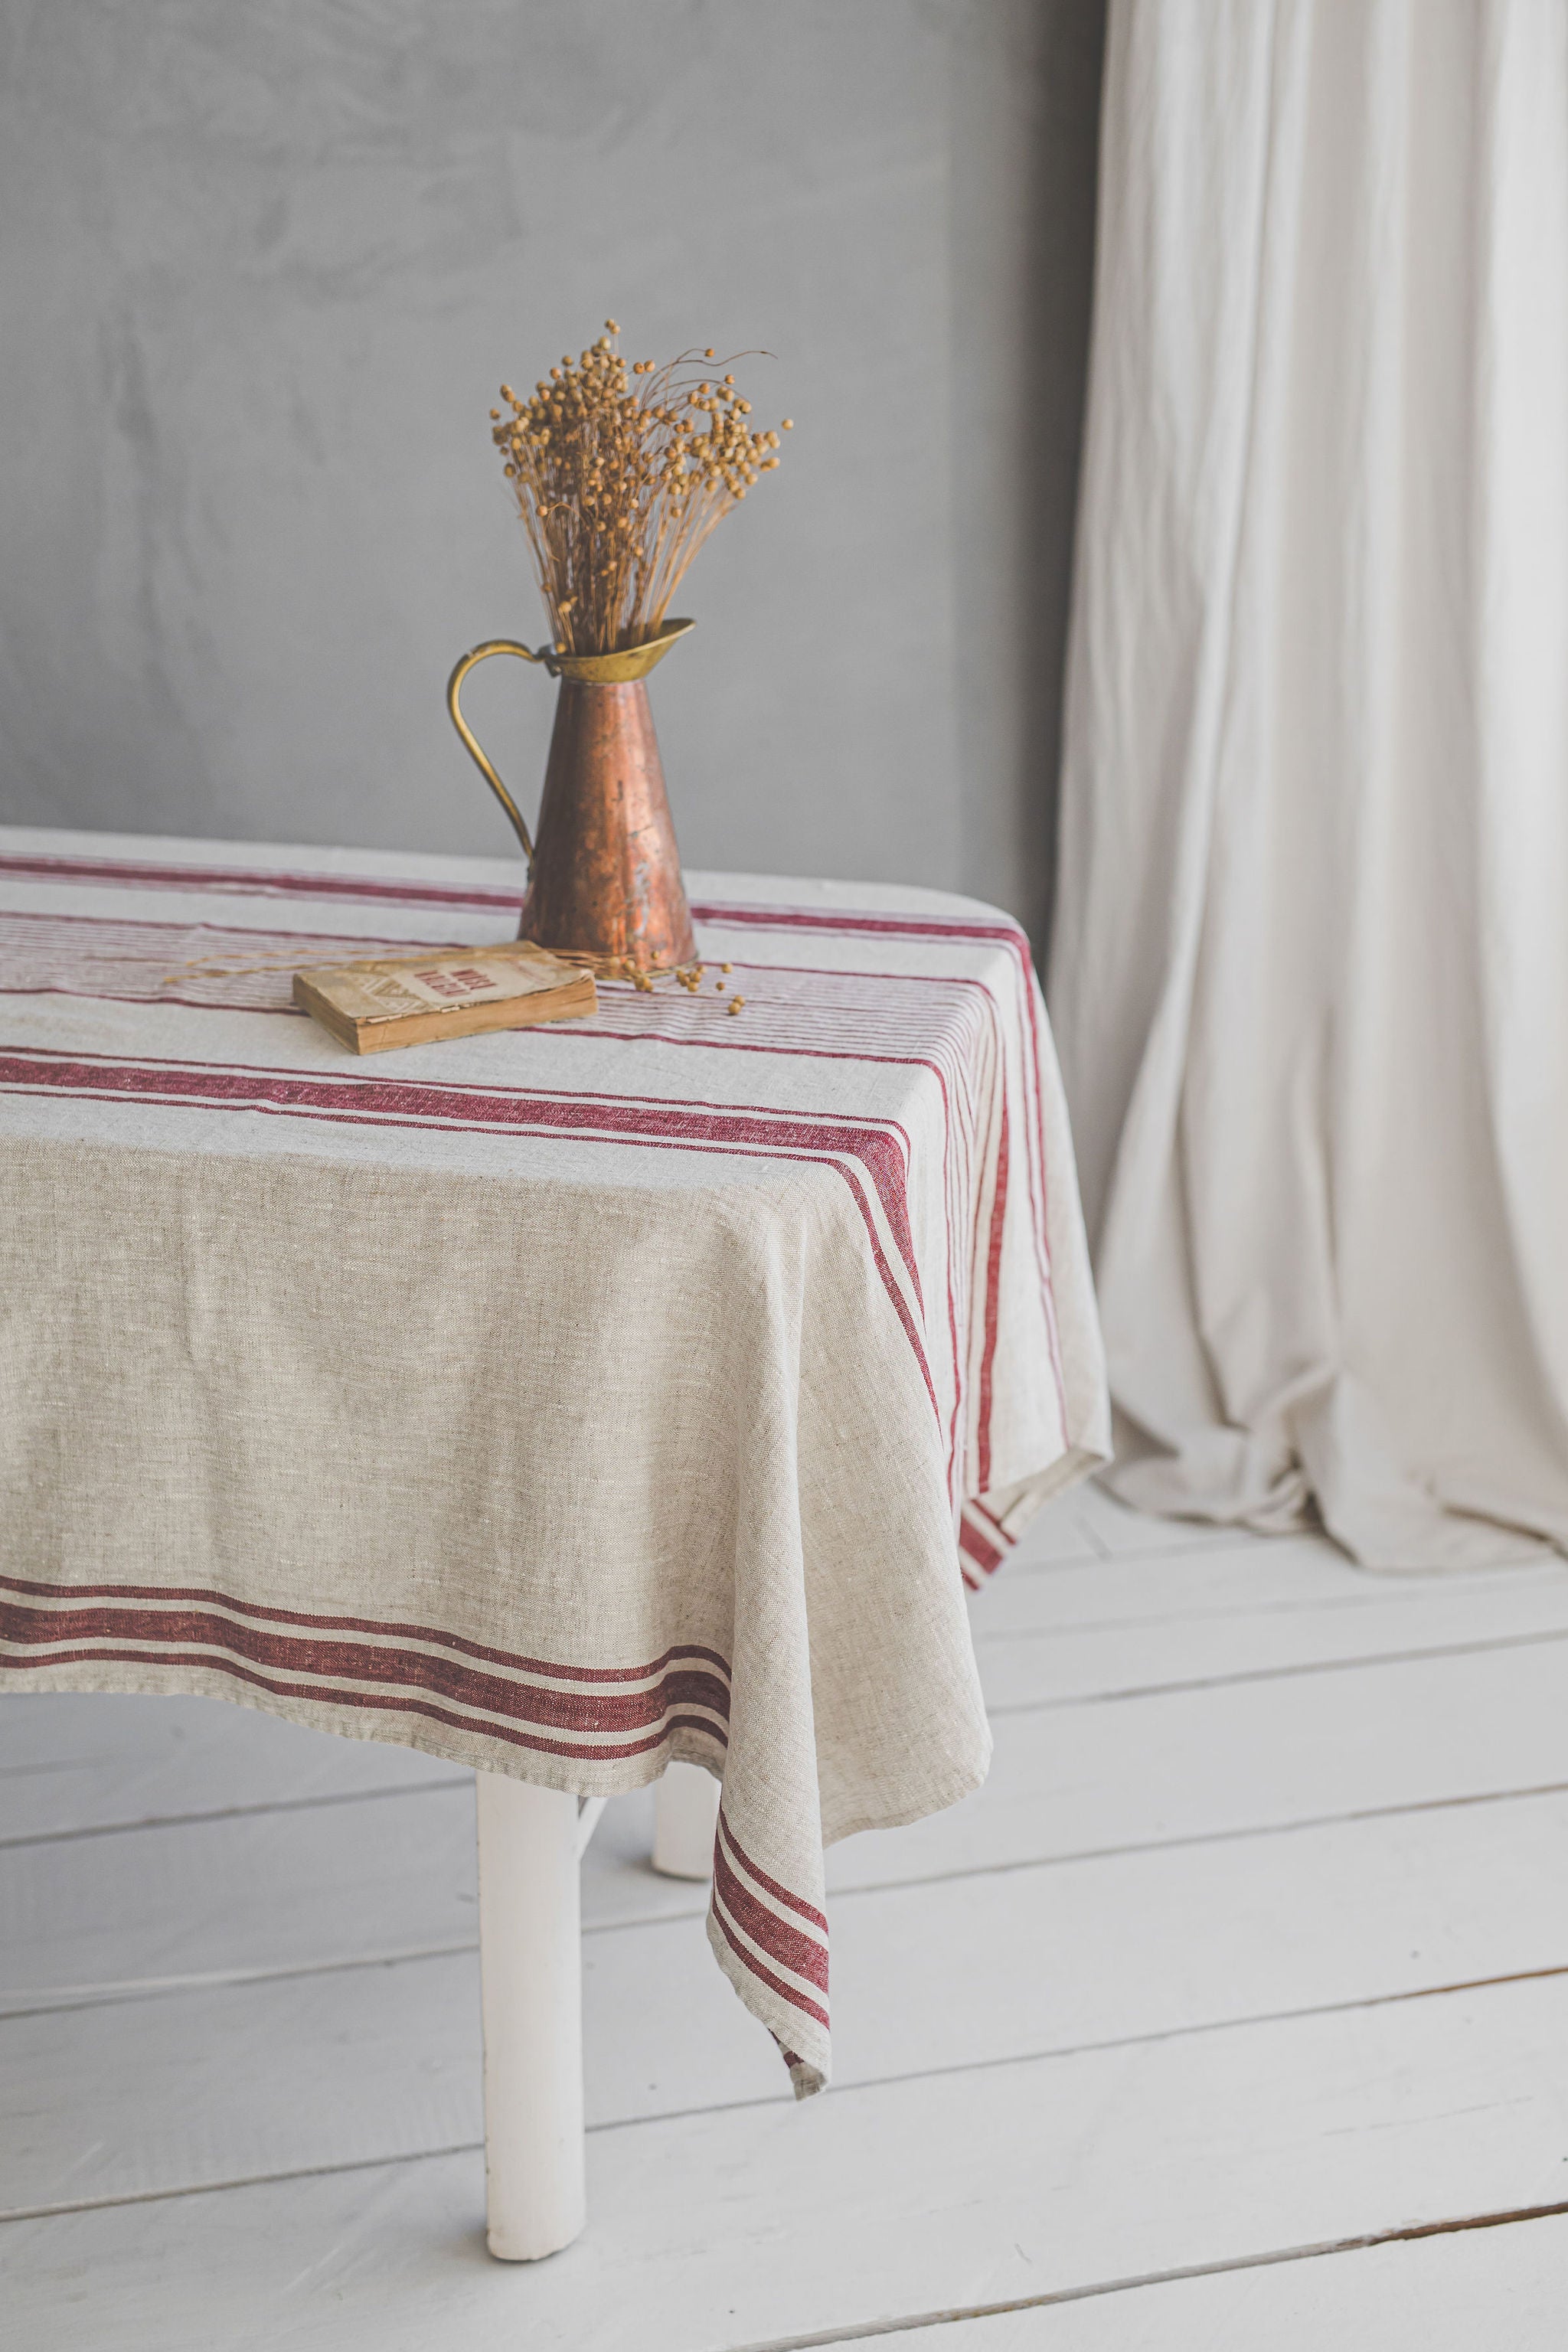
294, 940, 596, 1054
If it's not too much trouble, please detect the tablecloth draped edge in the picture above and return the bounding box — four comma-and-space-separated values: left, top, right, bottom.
4, 1661, 995, 1838
0, 1661, 732, 1798
981, 1441, 1110, 1545
1, 1450, 1096, 1846
704, 1909, 828, 2100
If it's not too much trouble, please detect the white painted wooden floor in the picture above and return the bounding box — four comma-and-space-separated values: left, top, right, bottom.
5, 1485, 1568, 2349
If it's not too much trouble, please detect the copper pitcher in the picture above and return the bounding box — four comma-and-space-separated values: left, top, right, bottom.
446, 619, 696, 972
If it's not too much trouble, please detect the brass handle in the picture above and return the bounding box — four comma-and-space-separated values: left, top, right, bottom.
446, 639, 555, 869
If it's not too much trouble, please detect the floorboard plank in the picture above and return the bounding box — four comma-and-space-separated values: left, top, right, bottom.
0, 1785, 482, 2011
913, 2210, 1568, 2350
13, 1636, 1568, 1942
975, 1557, 1568, 1709
1066, 1482, 1267, 1561
8, 1788, 1568, 2207
975, 1531, 1559, 1632
995, 1495, 1106, 1569
9, 1526, 1568, 2347
9, 1975, 1568, 2351
0, 1693, 459, 1845
831, 1639, 1568, 1892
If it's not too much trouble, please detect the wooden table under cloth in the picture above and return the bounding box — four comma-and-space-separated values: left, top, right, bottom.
0, 827, 1109, 2256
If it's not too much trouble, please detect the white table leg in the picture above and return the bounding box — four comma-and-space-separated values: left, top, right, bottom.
653, 1758, 721, 1879
475, 1772, 586, 2260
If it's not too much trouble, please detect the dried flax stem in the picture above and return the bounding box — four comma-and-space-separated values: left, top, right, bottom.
491, 325, 790, 656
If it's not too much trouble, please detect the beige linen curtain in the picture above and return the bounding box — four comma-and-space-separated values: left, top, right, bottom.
1050, 0, 1568, 1567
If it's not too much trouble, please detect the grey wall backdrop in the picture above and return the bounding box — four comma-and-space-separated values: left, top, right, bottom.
0, 0, 1102, 945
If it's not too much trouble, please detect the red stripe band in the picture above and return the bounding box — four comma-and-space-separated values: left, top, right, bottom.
713, 1823, 828, 1994
0, 1592, 730, 1749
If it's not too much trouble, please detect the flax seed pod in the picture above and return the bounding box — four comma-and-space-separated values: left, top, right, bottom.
492, 326, 788, 652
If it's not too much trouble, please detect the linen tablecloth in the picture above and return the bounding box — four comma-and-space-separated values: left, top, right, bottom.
0, 828, 1108, 2092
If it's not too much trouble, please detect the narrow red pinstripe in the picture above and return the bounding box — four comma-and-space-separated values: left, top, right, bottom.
0, 848, 1027, 955
0, 851, 524, 911
0, 903, 461, 951
976, 1093, 1010, 1494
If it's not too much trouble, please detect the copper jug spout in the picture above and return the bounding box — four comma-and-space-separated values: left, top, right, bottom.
446, 619, 697, 972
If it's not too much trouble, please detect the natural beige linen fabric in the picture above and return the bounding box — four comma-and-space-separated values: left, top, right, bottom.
0, 828, 1109, 2091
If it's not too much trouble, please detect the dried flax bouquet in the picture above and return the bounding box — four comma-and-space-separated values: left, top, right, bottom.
492, 322, 789, 657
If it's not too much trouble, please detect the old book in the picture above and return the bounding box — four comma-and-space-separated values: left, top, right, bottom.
293, 940, 596, 1054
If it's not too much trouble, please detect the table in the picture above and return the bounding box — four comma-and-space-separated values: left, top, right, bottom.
0, 828, 1109, 2256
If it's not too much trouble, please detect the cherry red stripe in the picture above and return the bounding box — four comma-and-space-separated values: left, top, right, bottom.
690, 903, 1026, 949
976, 1093, 1010, 1494
720, 1808, 830, 1935
0, 1047, 920, 1298
0, 1572, 728, 1687
710, 1903, 830, 2034
0, 904, 462, 951
958, 1515, 1005, 1576
3, 1070, 943, 1427
1, 1645, 727, 1764
0, 1049, 942, 1426
0, 851, 524, 911
0, 1599, 731, 1740
0, 848, 1025, 952
713, 1834, 829, 1994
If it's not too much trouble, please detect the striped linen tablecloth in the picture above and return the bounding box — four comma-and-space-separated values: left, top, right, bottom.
0, 828, 1108, 2093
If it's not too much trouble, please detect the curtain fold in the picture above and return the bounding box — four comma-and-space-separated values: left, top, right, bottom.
1050, 0, 1568, 1568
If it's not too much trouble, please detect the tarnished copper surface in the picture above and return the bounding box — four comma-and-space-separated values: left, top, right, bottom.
518, 677, 695, 971
446, 621, 696, 972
